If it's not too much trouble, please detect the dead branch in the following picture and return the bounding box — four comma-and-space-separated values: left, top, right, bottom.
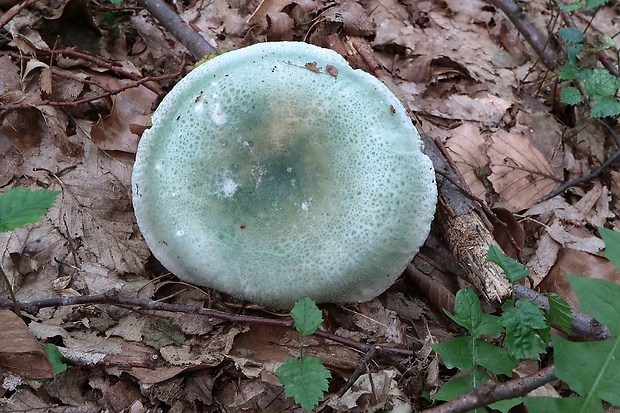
0, 291, 415, 357
485, 0, 562, 68
0, 0, 40, 31
422, 365, 556, 413
513, 284, 611, 340
137, 0, 216, 59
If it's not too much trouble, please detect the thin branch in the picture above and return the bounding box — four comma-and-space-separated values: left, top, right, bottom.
137, 0, 216, 59
513, 284, 611, 340
542, 121, 620, 200
0, 0, 40, 31
422, 365, 556, 413
485, 0, 562, 68
0, 291, 416, 357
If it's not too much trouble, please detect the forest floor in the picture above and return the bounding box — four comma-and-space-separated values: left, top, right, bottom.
0, 0, 619, 411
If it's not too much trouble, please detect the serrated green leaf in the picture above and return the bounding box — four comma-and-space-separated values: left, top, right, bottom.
487, 245, 530, 282
559, 27, 584, 44
290, 297, 323, 336
600, 227, 620, 272
432, 336, 517, 375
276, 356, 331, 410
501, 300, 549, 360
547, 292, 574, 334
553, 335, 620, 406
523, 395, 605, 413
558, 1, 583, 12
590, 96, 620, 118
584, 0, 608, 9
445, 288, 503, 339
584, 68, 618, 99
561, 87, 582, 105
0, 188, 61, 233
43, 344, 67, 374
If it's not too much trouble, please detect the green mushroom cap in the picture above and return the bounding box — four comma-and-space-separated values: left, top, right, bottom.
132, 42, 437, 308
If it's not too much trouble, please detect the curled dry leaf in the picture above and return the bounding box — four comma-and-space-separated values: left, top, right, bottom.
488, 131, 558, 212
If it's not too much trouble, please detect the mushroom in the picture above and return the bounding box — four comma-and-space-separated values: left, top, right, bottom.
132, 42, 436, 308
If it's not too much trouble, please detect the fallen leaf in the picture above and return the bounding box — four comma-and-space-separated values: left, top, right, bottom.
540, 248, 620, 307
488, 131, 558, 212
445, 122, 490, 200
0, 309, 54, 379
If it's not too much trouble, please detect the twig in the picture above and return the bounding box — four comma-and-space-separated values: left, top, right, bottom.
513, 284, 611, 340
0, 291, 416, 357
137, 0, 216, 59
0, 0, 40, 31
0, 266, 21, 317
336, 346, 378, 397
542, 120, 620, 200
422, 365, 556, 413
485, 0, 562, 68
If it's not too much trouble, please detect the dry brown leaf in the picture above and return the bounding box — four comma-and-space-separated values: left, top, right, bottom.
540, 248, 620, 307
90, 83, 156, 153
246, 0, 295, 24
526, 231, 561, 287
0, 309, 54, 379
445, 123, 490, 200
488, 131, 558, 212
546, 220, 604, 254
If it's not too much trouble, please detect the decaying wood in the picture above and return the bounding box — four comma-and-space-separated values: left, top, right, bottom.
345, 36, 512, 303
424, 136, 512, 302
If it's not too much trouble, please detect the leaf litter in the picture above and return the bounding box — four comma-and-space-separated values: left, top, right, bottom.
0, 0, 619, 410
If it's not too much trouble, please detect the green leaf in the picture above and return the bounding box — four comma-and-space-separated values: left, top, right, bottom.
558, 1, 583, 12
547, 293, 574, 334
600, 227, 620, 271
553, 336, 620, 406
590, 96, 620, 118
487, 245, 529, 282
276, 356, 331, 410
290, 297, 323, 336
544, 275, 620, 408
584, 0, 608, 9
0, 188, 61, 233
583, 68, 618, 100
561, 87, 582, 105
489, 397, 523, 413
568, 275, 620, 335
501, 300, 549, 360
43, 344, 68, 374
434, 369, 492, 403
445, 288, 503, 339
524, 395, 605, 413
432, 336, 517, 375
559, 27, 584, 44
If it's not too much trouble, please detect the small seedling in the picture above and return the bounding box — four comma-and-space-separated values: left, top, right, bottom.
276, 297, 331, 411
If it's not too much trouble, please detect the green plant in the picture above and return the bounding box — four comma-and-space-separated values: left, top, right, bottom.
0, 187, 61, 233
556, 0, 619, 118
276, 297, 331, 411
0, 187, 62, 376
433, 230, 620, 412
